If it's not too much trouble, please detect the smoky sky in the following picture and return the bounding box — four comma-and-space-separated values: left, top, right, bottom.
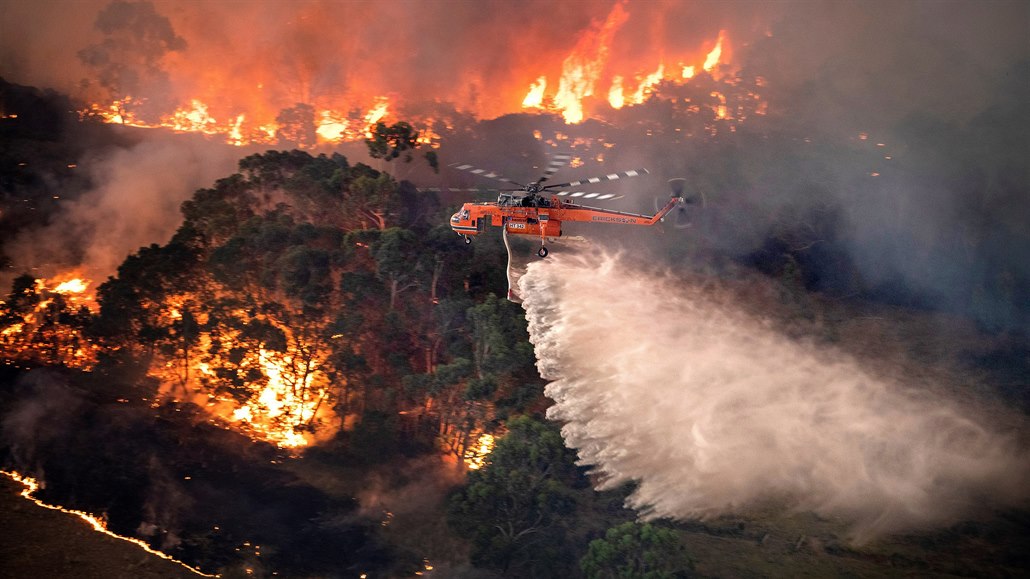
3, 133, 239, 287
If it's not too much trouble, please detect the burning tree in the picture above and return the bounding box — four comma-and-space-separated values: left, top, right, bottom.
77, 153, 346, 446
70, 147, 532, 454
0, 274, 98, 370
78, 0, 187, 123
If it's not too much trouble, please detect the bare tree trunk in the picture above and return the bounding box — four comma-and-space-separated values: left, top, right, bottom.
430, 259, 443, 303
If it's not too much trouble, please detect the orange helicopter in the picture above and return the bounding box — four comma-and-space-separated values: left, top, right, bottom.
442, 154, 691, 258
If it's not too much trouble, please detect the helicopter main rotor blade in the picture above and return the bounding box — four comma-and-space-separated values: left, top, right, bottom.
553, 191, 624, 200
449, 162, 525, 188
536, 152, 573, 185
421, 187, 501, 194
542, 168, 649, 190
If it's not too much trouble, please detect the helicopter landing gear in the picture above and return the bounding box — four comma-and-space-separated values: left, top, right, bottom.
463, 235, 472, 245
537, 246, 549, 258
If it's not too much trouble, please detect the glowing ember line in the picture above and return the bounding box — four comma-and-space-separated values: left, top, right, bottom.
81, 95, 403, 147
1, 471, 218, 577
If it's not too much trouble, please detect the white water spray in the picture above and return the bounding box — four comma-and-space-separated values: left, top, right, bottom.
520, 251, 1028, 541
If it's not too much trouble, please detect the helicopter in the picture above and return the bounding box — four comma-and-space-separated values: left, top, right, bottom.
441, 153, 693, 258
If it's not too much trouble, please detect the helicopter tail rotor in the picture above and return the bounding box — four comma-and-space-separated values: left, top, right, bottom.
657, 178, 705, 229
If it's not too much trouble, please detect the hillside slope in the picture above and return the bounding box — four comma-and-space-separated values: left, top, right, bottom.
0, 476, 200, 579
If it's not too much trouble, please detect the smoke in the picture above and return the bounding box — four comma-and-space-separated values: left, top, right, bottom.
750, 0, 1028, 128
5, 133, 237, 285
724, 0, 1030, 325
520, 250, 1029, 542
1, 370, 85, 473
77, 0, 187, 118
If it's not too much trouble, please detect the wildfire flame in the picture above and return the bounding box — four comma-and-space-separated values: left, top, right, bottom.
624, 62, 665, 108
608, 76, 625, 109
53, 277, 89, 295
522, 76, 547, 108
1, 273, 98, 370
703, 32, 724, 73
518, 1, 735, 123
362, 97, 390, 138
463, 433, 495, 470
227, 348, 331, 449
70, 1, 755, 146
1, 272, 336, 450
1, 470, 216, 577
85, 96, 398, 148
550, 1, 629, 124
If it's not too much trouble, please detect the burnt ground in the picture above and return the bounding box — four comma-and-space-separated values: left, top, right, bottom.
0, 476, 198, 579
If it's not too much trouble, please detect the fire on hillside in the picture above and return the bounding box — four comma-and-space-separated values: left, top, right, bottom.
72, 1, 759, 147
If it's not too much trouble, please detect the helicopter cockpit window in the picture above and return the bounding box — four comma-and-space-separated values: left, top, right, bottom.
461, 210, 470, 220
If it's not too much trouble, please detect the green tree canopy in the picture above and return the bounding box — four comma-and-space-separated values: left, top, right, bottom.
366, 121, 420, 162
448, 415, 584, 576
580, 522, 693, 579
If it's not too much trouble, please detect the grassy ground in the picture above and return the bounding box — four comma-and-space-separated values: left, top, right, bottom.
672, 510, 1030, 578
0, 475, 200, 579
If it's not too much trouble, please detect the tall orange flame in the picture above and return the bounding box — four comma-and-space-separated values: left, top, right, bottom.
552, 1, 630, 123
518, 9, 733, 123
522, 76, 547, 108
703, 32, 724, 73
75, 1, 745, 146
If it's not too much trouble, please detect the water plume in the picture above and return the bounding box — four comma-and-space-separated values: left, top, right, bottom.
519, 250, 1028, 542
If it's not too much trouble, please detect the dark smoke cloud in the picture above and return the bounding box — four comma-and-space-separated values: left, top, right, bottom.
602, 0, 1030, 330
1, 369, 86, 473
746, 0, 1029, 128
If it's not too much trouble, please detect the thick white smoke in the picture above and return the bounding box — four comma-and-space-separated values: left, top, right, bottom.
520, 250, 1028, 542
5, 133, 237, 285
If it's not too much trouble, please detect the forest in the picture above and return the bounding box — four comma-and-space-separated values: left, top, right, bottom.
1, 48, 1029, 577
